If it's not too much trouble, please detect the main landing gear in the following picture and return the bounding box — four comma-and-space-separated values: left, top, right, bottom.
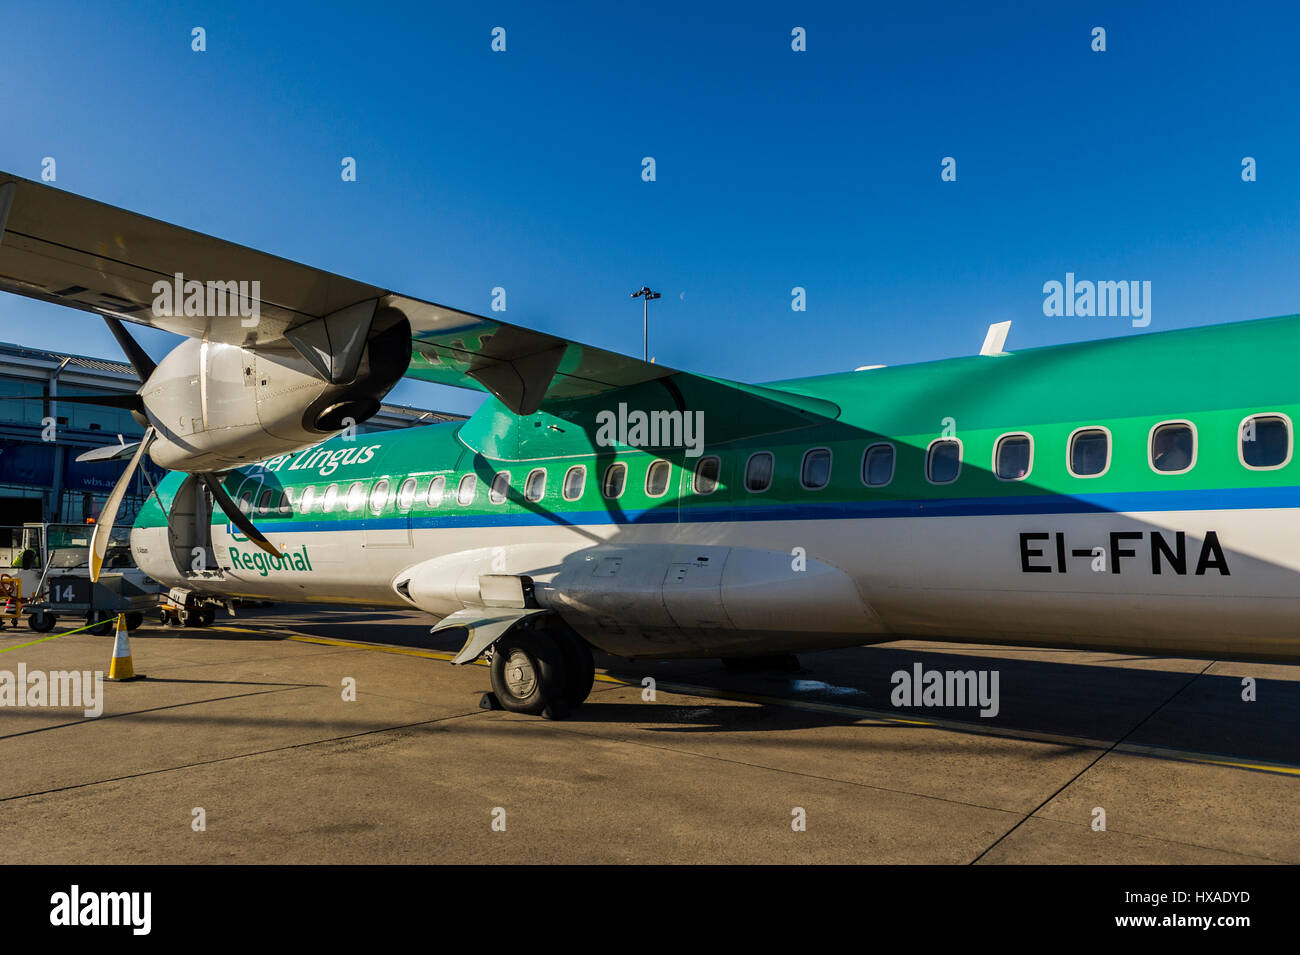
486, 621, 595, 720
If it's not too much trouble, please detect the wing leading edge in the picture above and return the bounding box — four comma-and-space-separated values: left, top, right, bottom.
0, 172, 835, 421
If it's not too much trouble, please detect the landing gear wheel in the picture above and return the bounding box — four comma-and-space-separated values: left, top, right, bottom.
125, 612, 144, 631
548, 624, 595, 709
489, 630, 570, 719
87, 611, 114, 636
28, 609, 56, 633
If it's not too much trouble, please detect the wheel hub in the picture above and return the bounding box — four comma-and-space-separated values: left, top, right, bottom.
503, 650, 536, 699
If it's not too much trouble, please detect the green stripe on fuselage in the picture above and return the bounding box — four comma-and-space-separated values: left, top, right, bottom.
132, 312, 1300, 532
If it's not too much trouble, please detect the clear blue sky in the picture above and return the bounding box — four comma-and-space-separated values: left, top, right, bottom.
2, 1, 1298, 415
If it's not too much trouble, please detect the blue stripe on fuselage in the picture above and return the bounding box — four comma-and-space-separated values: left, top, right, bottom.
230, 485, 1299, 534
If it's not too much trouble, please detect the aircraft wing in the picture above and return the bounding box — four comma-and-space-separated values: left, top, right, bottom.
0, 172, 833, 421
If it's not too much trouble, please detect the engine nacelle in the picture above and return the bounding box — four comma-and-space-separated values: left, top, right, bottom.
139, 315, 410, 471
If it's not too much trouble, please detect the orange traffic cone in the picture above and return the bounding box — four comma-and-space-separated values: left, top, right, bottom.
107, 613, 144, 681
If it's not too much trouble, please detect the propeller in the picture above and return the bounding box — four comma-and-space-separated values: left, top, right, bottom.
199, 474, 284, 560
34, 316, 284, 578
89, 427, 155, 581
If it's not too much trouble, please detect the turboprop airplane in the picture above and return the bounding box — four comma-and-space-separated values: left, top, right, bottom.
2, 171, 1299, 720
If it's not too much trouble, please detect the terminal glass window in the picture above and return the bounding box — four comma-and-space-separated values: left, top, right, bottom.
0, 378, 45, 426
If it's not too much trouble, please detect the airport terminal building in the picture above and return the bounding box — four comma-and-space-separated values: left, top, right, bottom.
0, 340, 460, 528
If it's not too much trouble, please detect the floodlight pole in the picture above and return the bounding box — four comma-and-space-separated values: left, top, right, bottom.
630, 286, 661, 361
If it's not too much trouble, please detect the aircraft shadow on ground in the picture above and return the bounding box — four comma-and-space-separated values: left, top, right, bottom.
588, 645, 1299, 766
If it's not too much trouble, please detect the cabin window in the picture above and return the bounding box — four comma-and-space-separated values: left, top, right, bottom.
277, 490, 293, 516
1069, 428, 1110, 477
398, 477, 419, 509
237, 489, 254, 514
426, 475, 445, 507
645, 459, 671, 497
456, 474, 476, 506
322, 484, 340, 512
562, 465, 586, 501
1241, 415, 1291, 469
693, 456, 721, 494
1150, 422, 1195, 474
745, 452, 774, 492
926, 439, 962, 484
368, 478, 389, 513
994, 434, 1032, 481
300, 486, 318, 513
601, 462, 627, 499
489, 472, 511, 505
257, 489, 274, 514
861, 444, 894, 487
524, 468, 547, 502
801, 448, 832, 490
344, 482, 365, 512
926, 439, 962, 485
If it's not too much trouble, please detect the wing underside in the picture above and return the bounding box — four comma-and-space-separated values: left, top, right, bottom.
0, 172, 834, 422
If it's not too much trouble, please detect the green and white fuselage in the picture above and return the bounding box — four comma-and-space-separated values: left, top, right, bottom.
132, 313, 1300, 664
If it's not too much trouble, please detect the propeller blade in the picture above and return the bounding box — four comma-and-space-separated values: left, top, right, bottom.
0, 393, 144, 410
103, 316, 157, 381
200, 473, 283, 559
76, 440, 141, 464
88, 426, 155, 582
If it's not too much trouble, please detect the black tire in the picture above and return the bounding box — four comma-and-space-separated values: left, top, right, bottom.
28, 609, 56, 633
548, 623, 595, 709
87, 611, 114, 636
125, 612, 144, 631
178, 608, 194, 627
196, 607, 215, 627
489, 630, 570, 719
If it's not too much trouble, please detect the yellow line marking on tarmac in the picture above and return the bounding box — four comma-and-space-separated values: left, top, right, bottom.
0, 619, 105, 653
213, 623, 1300, 778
